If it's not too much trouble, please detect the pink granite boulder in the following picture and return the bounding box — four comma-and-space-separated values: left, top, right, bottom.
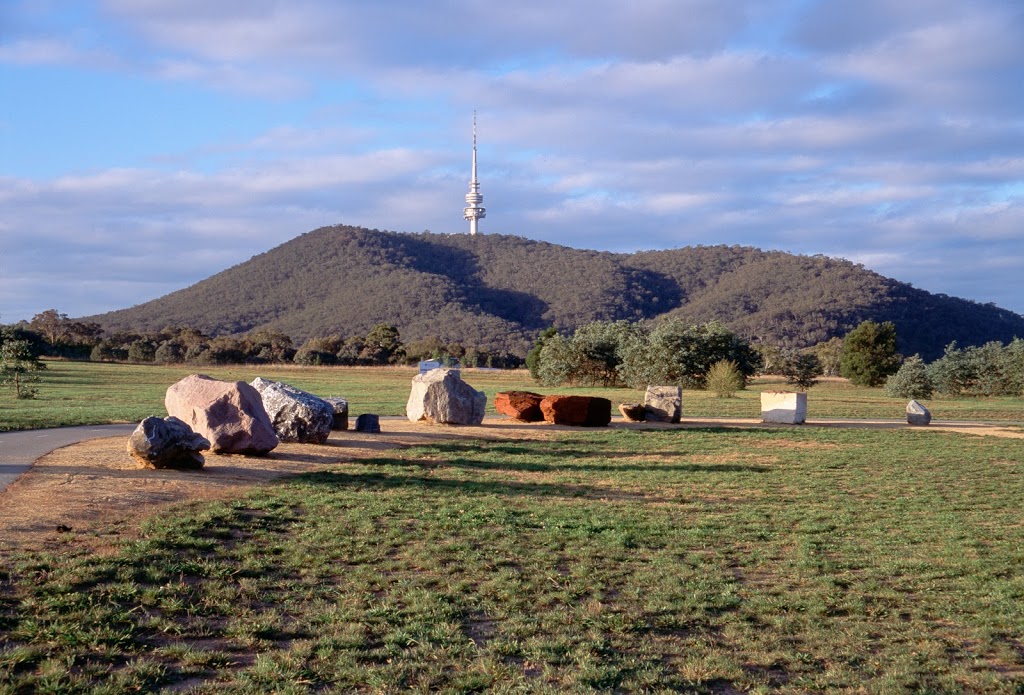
165, 374, 278, 455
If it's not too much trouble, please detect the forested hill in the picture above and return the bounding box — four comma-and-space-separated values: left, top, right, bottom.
87, 225, 1024, 360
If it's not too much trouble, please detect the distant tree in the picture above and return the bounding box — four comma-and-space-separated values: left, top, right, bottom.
706, 359, 744, 398
970, 341, 1018, 397
807, 337, 844, 376
928, 339, 1024, 398
536, 335, 577, 387
127, 339, 156, 363
243, 330, 295, 363
780, 352, 824, 389
336, 336, 365, 366
926, 342, 975, 396
362, 324, 404, 365
28, 309, 71, 346
205, 336, 246, 364
1, 338, 45, 399
405, 335, 447, 362
295, 335, 343, 366
568, 320, 639, 387
884, 354, 934, 400
1007, 338, 1024, 397
620, 320, 759, 389
154, 340, 185, 364
28, 309, 103, 357
840, 320, 901, 386
183, 342, 212, 364
754, 343, 785, 376
526, 327, 558, 380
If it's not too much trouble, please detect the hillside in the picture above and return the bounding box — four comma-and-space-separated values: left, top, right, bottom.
87, 225, 1024, 360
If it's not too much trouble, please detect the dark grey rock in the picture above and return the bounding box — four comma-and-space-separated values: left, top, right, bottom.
127, 416, 210, 470
355, 414, 381, 433
251, 377, 334, 444
323, 397, 349, 431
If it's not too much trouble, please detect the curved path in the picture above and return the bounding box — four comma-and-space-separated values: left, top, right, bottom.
0, 424, 137, 493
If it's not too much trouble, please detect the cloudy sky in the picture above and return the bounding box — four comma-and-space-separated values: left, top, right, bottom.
2, 0, 1023, 323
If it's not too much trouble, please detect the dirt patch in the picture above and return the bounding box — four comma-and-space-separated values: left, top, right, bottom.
0, 418, 563, 555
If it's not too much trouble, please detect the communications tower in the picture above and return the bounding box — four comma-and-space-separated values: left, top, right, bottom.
463, 113, 486, 235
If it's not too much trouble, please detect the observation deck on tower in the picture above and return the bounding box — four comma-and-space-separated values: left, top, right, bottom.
463, 114, 485, 235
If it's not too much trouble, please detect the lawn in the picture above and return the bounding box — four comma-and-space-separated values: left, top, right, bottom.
2, 360, 1023, 431
2, 363, 1024, 691
1, 426, 1023, 692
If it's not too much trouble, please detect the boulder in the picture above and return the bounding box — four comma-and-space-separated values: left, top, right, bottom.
406, 368, 486, 425
644, 386, 682, 423
251, 377, 333, 444
906, 400, 931, 426
165, 374, 278, 455
618, 402, 646, 422
127, 416, 210, 470
323, 397, 349, 431
761, 391, 807, 425
355, 413, 381, 433
494, 391, 544, 422
539, 395, 612, 427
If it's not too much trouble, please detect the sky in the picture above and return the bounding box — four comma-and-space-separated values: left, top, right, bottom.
2, 0, 1023, 324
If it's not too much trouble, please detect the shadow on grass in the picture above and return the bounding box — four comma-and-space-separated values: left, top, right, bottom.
394, 455, 770, 475
291, 468, 667, 502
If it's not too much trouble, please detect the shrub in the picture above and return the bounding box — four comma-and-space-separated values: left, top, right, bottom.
127, 339, 156, 363
884, 354, 934, 399
0, 338, 45, 399
706, 359, 744, 398
154, 341, 184, 364
780, 352, 823, 389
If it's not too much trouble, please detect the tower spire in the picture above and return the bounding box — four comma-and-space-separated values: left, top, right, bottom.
463, 111, 485, 235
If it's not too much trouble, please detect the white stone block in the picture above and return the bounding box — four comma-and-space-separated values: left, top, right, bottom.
761, 391, 807, 424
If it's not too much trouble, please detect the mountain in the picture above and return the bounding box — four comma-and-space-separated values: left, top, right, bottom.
87, 225, 1024, 360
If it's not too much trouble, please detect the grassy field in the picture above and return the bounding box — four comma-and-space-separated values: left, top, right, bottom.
2, 359, 1024, 431
2, 426, 1024, 692
2, 362, 1024, 691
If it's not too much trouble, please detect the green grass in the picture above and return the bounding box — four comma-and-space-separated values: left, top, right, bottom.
1, 360, 1023, 432
2, 426, 1024, 692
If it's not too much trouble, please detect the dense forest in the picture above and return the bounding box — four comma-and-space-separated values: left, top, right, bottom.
84, 225, 1024, 361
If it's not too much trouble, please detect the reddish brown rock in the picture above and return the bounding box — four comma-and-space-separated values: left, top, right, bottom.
494, 391, 545, 422
165, 374, 279, 455
539, 395, 612, 427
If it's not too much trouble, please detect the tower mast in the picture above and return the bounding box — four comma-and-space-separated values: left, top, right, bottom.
463, 112, 486, 235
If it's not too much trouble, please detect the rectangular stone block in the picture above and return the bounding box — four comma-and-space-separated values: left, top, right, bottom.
761, 391, 807, 424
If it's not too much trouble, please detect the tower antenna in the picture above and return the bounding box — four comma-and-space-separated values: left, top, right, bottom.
463, 111, 486, 235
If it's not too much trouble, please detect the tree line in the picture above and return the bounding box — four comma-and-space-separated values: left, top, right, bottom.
1, 310, 524, 373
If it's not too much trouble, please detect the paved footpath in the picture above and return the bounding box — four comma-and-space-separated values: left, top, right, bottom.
0, 424, 137, 494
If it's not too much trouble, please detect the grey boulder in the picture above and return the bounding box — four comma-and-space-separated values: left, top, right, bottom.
406, 368, 486, 425
644, 385, 682, 423
127, 416, 211, 470
906, 400, 931, 426
251, 377, 334, 444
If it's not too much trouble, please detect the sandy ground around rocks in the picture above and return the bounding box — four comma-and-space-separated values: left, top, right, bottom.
1, 416, 1021, 556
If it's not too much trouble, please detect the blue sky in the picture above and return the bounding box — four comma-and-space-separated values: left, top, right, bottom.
2, 0, 1023, 323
